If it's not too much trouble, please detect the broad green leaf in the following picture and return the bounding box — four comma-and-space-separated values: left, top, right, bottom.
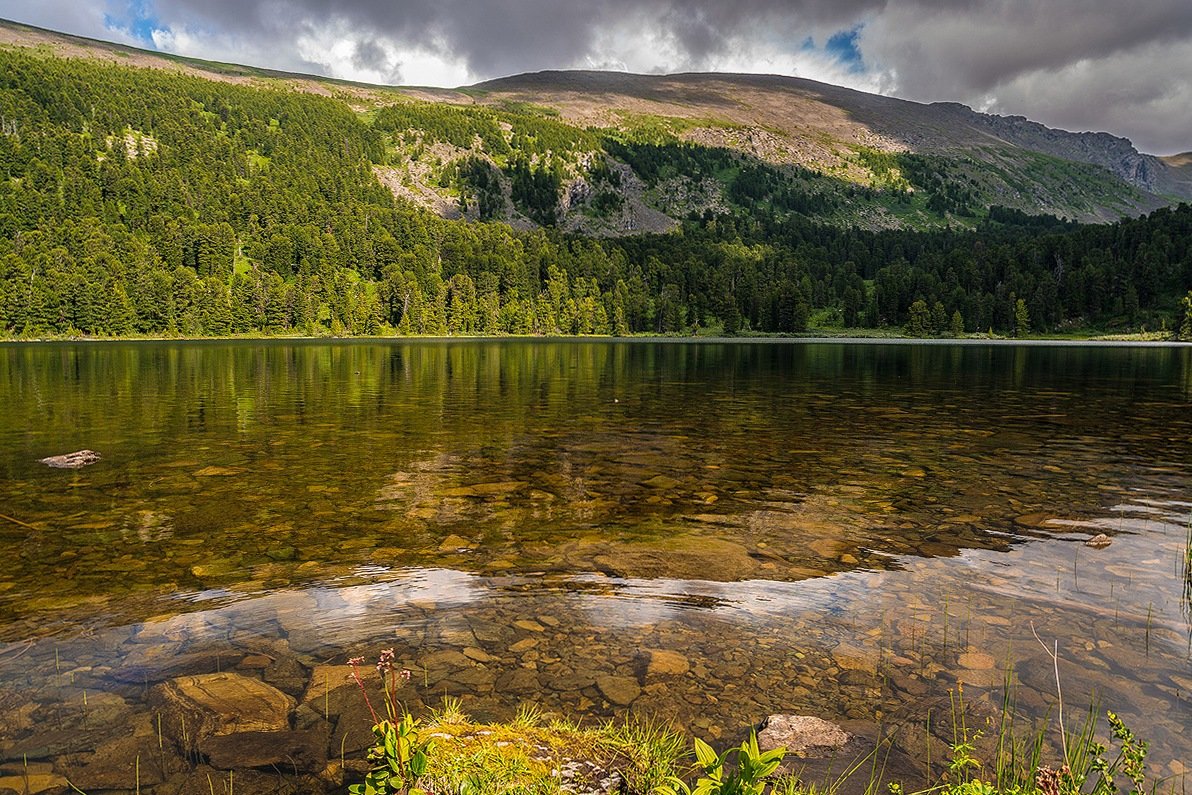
694, 737, 718, 769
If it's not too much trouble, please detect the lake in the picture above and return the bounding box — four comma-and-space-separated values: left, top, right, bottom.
0, 339, 1189, 789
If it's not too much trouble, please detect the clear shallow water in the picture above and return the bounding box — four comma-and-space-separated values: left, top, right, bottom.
0, 340, 1189, 788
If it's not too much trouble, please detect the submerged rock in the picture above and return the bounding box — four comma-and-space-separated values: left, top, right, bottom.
202, 728, 328, 772
59, 734, 177, 791
1085, 533, 1113, 549
831, 643, 878, 676
595, 674, 640, 706
149, 672, 294, 746
758, 714, 852, 757
646, 649, 690, 677
38, 450, 101, 469
0, 771, 69, 794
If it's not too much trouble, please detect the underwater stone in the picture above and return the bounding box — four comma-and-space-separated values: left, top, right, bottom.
149, 672, 294, 744
595, 675, 640, 706
38, 450, 101, 469
758, 714, 851, 757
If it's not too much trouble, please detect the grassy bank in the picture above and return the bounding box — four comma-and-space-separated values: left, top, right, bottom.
337, 695, 1170, 795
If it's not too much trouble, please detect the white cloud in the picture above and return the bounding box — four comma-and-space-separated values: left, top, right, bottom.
0, 0, 1189, 154
0, 0, 140, 45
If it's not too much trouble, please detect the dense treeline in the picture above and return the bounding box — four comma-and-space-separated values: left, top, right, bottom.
1, 49, 1190, 339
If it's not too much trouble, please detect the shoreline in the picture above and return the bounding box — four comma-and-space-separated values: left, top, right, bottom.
1, 332, 1190, 347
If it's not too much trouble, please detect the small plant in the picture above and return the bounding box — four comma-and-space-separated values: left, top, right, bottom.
347, 651, 434, 795
1087, 711, 1151, 795
657, 731, 786, 795
1181, 521, 1192, 628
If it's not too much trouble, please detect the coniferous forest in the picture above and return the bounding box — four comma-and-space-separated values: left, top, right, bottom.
1, 48, 1191, 339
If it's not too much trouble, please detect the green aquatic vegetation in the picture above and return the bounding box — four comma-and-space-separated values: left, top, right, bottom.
934, 707, 1157, 795
657, 732, 786, 795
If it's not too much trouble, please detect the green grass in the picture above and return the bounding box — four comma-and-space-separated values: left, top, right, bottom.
416, 700, 687, 795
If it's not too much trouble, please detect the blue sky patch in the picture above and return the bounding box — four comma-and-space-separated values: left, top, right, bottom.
104, 0, 163, 45
824, 25, 864, 73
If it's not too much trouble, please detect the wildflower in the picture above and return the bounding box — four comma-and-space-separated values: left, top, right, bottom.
377, 648, 396, 672
1035, 764, 1070, 795
347, 655, 379, 724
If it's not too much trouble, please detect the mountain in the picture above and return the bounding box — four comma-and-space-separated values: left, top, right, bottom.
0, 18, 1188, 234
0, 17, 1189, 342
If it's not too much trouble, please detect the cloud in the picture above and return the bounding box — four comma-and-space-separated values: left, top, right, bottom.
0, 0, 140, 44
860, 0, 1192, 153
0, 0, 1188, 154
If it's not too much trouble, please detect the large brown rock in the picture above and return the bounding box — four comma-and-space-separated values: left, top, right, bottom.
595, 675, 640, 706
202, 729, 328, 773
149, 672, 295, 749
646, 650, 690, 677
758, 715, 851, 758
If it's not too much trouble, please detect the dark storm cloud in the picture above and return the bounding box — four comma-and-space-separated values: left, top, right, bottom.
142, 0, 898, 75
350, 37, 393, 74
1, 0, 1189, 153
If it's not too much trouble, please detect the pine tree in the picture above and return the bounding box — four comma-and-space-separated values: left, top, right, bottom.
229, 272, 259, 333
108, 284, 136, 335
1014, 298, 1030, 338
611, 280, 630, 336
950, 310, 965, 338
905, 299, 931, 337
1180, 290, 1192, 340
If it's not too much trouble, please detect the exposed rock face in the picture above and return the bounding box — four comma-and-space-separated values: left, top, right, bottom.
931, 102, 1184, 198
758, 715, 852, 757
38, 450, 101, 469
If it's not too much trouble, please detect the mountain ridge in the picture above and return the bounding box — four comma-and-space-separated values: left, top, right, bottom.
471, 69, 1185, 201
0, 15, 1187, 228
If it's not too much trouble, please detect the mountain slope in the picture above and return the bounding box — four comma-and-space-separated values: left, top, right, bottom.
0, 18, 1187, 230
0, 17, 1189, 343
463, 70, 1183, 220
472, 68, 1175, 188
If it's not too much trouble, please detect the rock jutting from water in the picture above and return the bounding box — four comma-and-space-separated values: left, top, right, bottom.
38, 450, 101, 469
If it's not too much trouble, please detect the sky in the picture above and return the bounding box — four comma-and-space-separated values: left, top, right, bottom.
2, 0, 1190, 155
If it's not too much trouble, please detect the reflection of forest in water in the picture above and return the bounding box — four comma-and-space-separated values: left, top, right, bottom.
0, 340, 1189, 635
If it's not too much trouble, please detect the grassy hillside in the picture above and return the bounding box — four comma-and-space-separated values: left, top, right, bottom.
0, 24, 1190, 341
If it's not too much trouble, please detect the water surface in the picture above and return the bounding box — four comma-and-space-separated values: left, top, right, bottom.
0, 340, 1189, 788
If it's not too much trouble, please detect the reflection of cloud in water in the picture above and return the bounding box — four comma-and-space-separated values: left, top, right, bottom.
155, 567, 487, 646
561, 570, 883, 628
151, 565, 883, 652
